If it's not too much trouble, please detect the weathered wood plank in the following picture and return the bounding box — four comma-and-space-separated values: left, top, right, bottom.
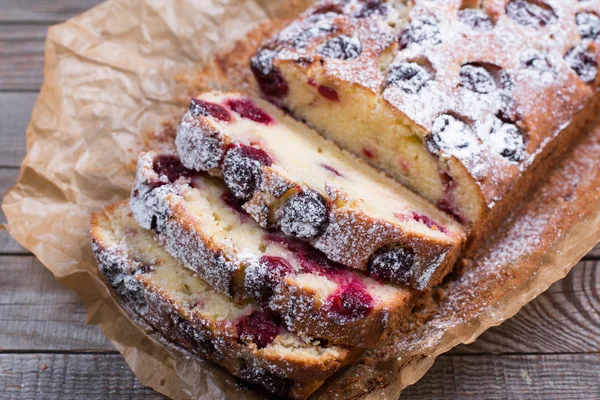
402, 353, 600, 399
0, 231, 22, 254
0, 256, 112, 351
451, 260, 600, 354
0, 353, 597, 399
0, 92, 36, 167
0, 0, 104, 24
1, 168, 29, 254
0, 354, 165, 399
0, 25, 47, 91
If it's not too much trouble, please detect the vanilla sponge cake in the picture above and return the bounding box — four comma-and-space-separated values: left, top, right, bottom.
251, 0, 600, 246
175, 92, 466, 290
131, 151, 416, 347
91, 201, 360, 399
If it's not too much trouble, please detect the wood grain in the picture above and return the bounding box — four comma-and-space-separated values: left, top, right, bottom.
0, 26, 47, 91
0, 256, 112, 351
0, 353, 165, 399
0, 0, 104, 24
402, 353, 600, 399
0, 230, 21, 255
0, 352, 597, 399
0, 92, 36, 167
1, 168, 29, 254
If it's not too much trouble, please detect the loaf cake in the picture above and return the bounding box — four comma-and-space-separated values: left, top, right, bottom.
251, 0, 600, 246
87, 1, 600, 398
131, 150, 416, 347
175, 91, 466, 290
91, 201, 360, 399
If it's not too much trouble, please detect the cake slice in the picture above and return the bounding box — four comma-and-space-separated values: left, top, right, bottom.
251, 0, 600, 249
131, 151, 416, 347
91, 201, 360, 399
175, 91, 466, 291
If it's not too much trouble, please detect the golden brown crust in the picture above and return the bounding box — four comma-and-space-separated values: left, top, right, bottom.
130, 152, 241, 296
312, 202, 461, 290
314, 110, 600, 400
84, 3, 600, 398
465, 92, 600, 255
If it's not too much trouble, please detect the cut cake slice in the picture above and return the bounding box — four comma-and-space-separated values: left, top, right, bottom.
175, 91, 466, 290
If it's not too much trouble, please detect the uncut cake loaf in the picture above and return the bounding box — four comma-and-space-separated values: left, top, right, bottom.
91, 201, 359, 399
131, 151, 416, 347
251, 0, 600, 248
175, 91, 466, 290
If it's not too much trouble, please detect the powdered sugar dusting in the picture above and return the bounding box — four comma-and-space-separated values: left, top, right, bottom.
176, 110, 226, 172
131, 152, 238, 295
279, 189, 330, 240
317, 35, 362, 61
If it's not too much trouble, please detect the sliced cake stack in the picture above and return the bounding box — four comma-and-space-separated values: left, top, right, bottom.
92, 90, 467, 398
127, 88, 468, 348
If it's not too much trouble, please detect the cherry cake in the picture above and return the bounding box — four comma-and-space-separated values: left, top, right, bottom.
89, 1, 600, 397
175, 92, 466, 290
91, 201, 359, 400
131, 151, 416, 347
251, 0, 600, 250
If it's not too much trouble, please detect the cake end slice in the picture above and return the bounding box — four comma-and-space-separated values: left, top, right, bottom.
91, 201, 360, 399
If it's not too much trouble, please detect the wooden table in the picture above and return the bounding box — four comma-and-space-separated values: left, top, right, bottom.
0, 2, 599, 399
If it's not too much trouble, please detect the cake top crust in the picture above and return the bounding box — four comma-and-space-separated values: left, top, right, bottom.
259, 0, 600, 206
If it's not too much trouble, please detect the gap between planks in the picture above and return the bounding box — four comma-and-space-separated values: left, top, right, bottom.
0, 25, 48, 91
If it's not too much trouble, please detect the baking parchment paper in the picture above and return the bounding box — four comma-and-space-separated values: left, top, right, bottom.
2, 0, 600, 398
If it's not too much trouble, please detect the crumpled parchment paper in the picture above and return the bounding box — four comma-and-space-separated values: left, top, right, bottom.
2, 0, 600, 399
